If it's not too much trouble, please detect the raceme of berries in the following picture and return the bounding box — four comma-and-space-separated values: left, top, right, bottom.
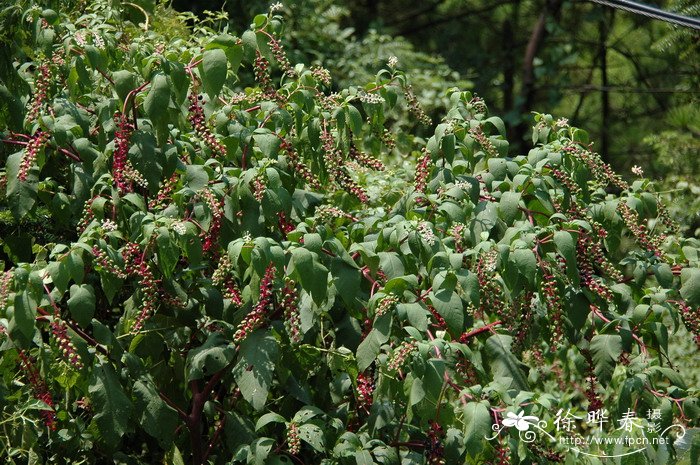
355, 372, 374, 414
0, 271, 12, 312
286, 421, 301, 455
618, 201, 665, 260
540, 268, 564, 348
50, 316, 83, 369
26, 62, 51, 122
374, 295, 398, 317
187, 94, 227, 159
414, 147, 432, 193
475, 250, 508, 322
582, 349, 603, 412
281, 278, 301, 344
468, 95, 487, 115
122, 242, 160, 332
676, 300, 700, 348
18, 130, 50, 181
113, 112, 135, 193
310, 65, 331, 87
335, 168, 369, 202
348, 142, 384, 171
427, 305, 447, 330
148, 173, 179, 210
92, 246, 128, 279
562, 144, 628, 191
314, 204, 356, 223
252, 173, 267, 202
267, 35, 294, 77
380, 127, 396, 150
212, 254, 243, 307
282, 140, 321, 189
417, 221, 437, 246
321, 127, 343, 177
402, 84, 431, 126
253, 51, 273, 94
18, 351, 56, 430
387, 340, 417, 372
77, 196, 98, 234
233, 264, 276, 344
449, 222, 467, 253
576, 235, 613, 302
495, 441, 512, 465
199, 189, 223, 253
469, 126, 498, 158
455, 357, 480, 386
424, 420, 446, 465
277, 211, 295, 237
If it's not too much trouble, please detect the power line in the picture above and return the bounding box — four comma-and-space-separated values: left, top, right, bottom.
587, 0, 700, 30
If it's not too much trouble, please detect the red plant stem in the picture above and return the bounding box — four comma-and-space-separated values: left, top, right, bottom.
461, 320, 502, 341
2, 139, 28, 146
590, 305, 648, 356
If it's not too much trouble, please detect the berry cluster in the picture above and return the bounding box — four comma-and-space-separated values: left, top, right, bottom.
212, 254, 243, 307
314, 205, 356, 223
576, 235, 613, 301
425, 421, 445, 464
281, 278, 301, 344
455, 357, 480, 386
18, 351, 56, 430
267, 36, 295, 77
495, 441, 511, 465
252, 174, 266, 202
18, 130, 50, 181
618, 202, 665, 260
417, 222, 437, 246
403, 84, 431, 125
50, 315, 83, 369
469, 95, 487, 115
469, 126, 498, 158
199, 189, 223, 253
380, 128, 396, 150
540, 268, 564, 348
92, 246, 128, 279
112, 113, 148, 194
253, 51, 274, 96
286, 421, 301, 455
0, 272, 12, 312
122, 242, 160, 332
233, 264, 276, 344
449, 223, 467, 253
511, 291, 534, 352
475, 250, 508, 322
148, 173, 179, 210
187, 94, 227, 159
562, 144, 628, 191
348, 142, 384, 171
581, 349, 603, 412
355, 372, 374, 414
310, 66, 331, 87
677, 300, 700, 348
337, 168, 369, 202
414, 147, 432, 194
374, 295, 398, 317
77, 197, 98, 234
387, 340, 417, 372
277, 212, 295, 237
27, 62, 51, 122
282, 140, 321, 188
428, 305, 447, 330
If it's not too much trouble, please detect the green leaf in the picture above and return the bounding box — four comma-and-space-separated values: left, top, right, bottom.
553, 231, 578, 281
6, 152, 38, 219
186, 333, 236, 381
133, 378, 179, 448
590, 334, 623, 383
89, 362, 132, 449
346, 105, 363, 134
233, 331, 279, 411
498, 192, 520, 224
483, 335, 529, 390
511, 249, 536, 284
253, 132, 281, 158
298, 423, 325, 452
143, 74, 170, 131
113, 70, 136, 102
356, 331, 380, 372
429, 289, 464, 336
67, 284, 95, 327
680, 268, 700, 308
201, 48, 228, 98
12, 291, 37, 341
463, 401, 491, 456
255, 412, 286, 431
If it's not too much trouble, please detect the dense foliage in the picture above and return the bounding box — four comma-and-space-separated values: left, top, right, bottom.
0, 1, 698, 464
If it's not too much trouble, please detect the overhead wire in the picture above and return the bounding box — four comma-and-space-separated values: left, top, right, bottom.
586, 0, 700, 30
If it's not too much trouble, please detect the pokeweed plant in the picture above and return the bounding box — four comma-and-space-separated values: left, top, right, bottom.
0, 1, 698, 464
